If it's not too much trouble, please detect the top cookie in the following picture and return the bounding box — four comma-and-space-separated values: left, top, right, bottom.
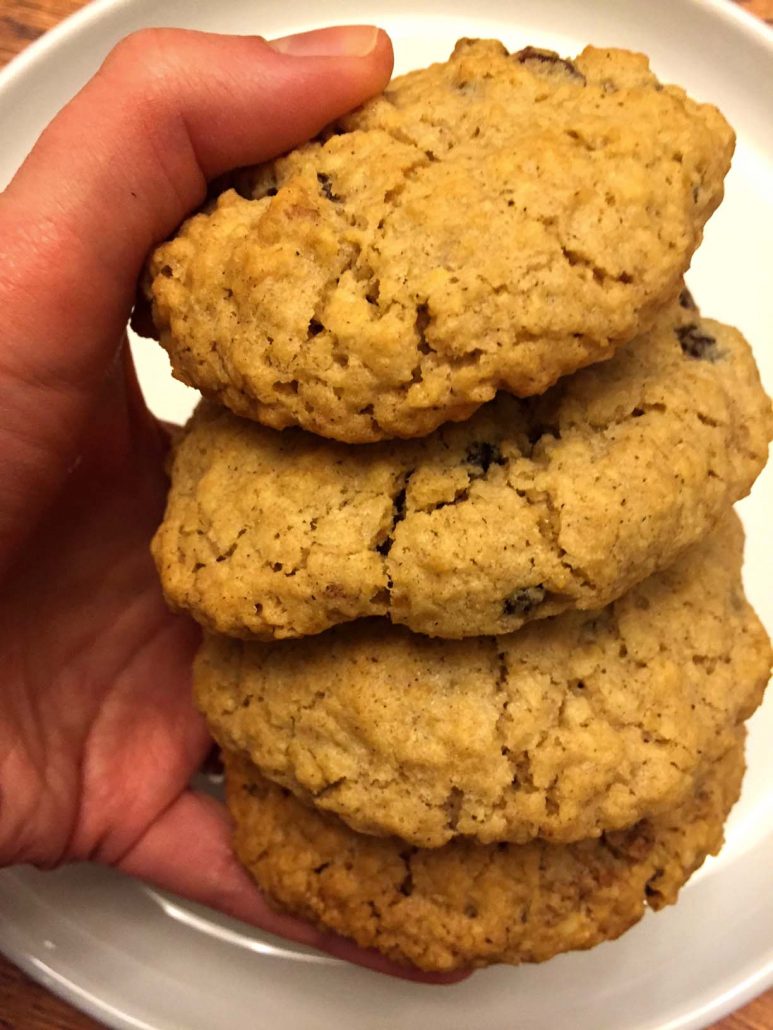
153, 301, 772, 640
146, 40, 734, 442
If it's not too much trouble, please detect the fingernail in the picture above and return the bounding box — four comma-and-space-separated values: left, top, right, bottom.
269, 25, 381, 58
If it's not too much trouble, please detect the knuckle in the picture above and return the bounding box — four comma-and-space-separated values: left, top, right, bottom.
107, 27, 174, 66
101, 28, 183, 98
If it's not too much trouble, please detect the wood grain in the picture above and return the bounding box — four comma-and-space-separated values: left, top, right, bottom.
736, 0, 773, 24
0, 0, 80, 65
0, 958, 102, 1029
0, 1, 771, 1027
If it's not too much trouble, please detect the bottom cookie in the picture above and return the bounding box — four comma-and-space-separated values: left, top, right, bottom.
225, 740, 744, 972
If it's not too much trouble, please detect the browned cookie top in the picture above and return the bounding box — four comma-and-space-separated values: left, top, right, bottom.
147, 40, 734, 441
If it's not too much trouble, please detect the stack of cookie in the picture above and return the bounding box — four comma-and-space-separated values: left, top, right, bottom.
143, 41, 772, 970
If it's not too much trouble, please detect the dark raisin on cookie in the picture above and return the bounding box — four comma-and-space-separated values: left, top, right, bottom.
513, 46, 585, 81
316, 172, 340, 203
376, 483, 410, 556
465, 441, 506, 473
678, 287, 698, 311
677, 323, 719, 361
503, 585, 546, 616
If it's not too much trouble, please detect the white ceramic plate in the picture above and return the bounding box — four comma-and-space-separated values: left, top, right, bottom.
0, 1, 771, 1027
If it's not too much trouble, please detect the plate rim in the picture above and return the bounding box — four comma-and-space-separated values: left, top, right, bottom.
1, 854, 772, 1030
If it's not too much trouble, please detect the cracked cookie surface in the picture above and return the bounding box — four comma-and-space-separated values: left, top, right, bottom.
146, 39, 734, 442
153, 303, 772, 640
225, 740, 744, 970
198, 517, 770, 846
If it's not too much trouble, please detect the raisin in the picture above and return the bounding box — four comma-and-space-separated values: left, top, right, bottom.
465, 441, 505, 473
677, 323, 718, 361
514, 46, 585, 81
398, 847, 416, 896
376, 482, 410, 556
415, 303, 432, 354
316, 172, 340, 202
503, 585, 546, 617
678, 287, 697, 311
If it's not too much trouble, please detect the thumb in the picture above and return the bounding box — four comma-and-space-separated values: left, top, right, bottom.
116, 788, 467, 984
0, 26, 393, 552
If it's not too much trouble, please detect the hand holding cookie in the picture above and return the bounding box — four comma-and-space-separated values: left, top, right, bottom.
0, 26, 464, 983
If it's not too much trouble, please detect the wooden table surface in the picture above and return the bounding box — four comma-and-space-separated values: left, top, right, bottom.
0, 1, 772, 1027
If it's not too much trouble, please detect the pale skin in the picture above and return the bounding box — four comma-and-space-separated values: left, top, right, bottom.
0, 25, 465, 983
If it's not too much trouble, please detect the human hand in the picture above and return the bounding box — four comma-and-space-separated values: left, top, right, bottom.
0, 25, 462, 982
